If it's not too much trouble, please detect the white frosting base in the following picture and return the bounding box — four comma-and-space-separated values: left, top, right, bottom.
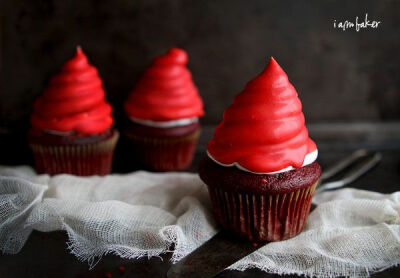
44, 130, 73, 136
129, 117, 199, 128
207, 149, 318, 175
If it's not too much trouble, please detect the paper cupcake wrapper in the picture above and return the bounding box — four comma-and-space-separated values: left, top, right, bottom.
207, 181, 318, 242
125, 128, 200, 171
29, 130, 119, 176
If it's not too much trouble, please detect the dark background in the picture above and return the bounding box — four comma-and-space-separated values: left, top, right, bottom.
1, 0, 400, 165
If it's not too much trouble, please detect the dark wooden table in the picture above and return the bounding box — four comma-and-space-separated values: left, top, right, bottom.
1, 123, 400, 278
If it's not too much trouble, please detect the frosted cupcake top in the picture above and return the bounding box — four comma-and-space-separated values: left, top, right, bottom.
207, 57, 317, 174
124, 48, 204, 124
31, 47, 113, 135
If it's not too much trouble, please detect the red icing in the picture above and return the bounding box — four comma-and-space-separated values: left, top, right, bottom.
31, 47, 113, 135
207, 57, 317, 173
124, 48, 204, 121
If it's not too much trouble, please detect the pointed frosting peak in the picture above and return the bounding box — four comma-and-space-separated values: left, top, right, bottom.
263, 57, 287, 81
76, 45, 83, 54
124, 48, 204, 121
31, 47, 113, 135
267, 56, 282, 70
207, 57, 317, 174
61, 46, 90, 71
263, 57, 285, 75
245, 57, 291, 94
153, 47, 188, 66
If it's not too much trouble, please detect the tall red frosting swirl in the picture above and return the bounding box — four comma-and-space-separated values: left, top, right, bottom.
31, 47, 113, 135
207, 57, 317, 174
124, 48, 204, 121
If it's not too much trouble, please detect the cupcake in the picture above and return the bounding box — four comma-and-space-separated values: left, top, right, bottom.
199, 57, 321, 242
124, 48, 204, 171
29, 47, 119, 176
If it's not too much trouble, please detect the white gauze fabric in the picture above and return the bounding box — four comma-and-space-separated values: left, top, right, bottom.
0, 166, 399, 277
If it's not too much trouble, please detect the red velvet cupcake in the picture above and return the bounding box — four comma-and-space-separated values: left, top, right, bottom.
124, 48, 204, 171
29, 47, 119, 176
199, 57, 321, 242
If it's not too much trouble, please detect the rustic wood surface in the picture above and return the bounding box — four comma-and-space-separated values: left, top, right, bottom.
0, 123, 399, 277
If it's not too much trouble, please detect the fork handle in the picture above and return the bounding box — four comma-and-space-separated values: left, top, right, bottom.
315, 151, 382, 195
321, 149, 374, 181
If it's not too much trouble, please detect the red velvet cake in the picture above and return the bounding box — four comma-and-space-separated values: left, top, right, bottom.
199, 57, 321, 242
29, 47, 119, 176
124, 48, 204, 171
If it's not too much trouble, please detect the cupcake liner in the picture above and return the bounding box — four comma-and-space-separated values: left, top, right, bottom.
125, 128, 200, 171
207, 181, 318, 242
29, 130, 119, 176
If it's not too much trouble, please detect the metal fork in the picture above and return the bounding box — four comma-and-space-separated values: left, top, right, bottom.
315, 149, 382, 195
